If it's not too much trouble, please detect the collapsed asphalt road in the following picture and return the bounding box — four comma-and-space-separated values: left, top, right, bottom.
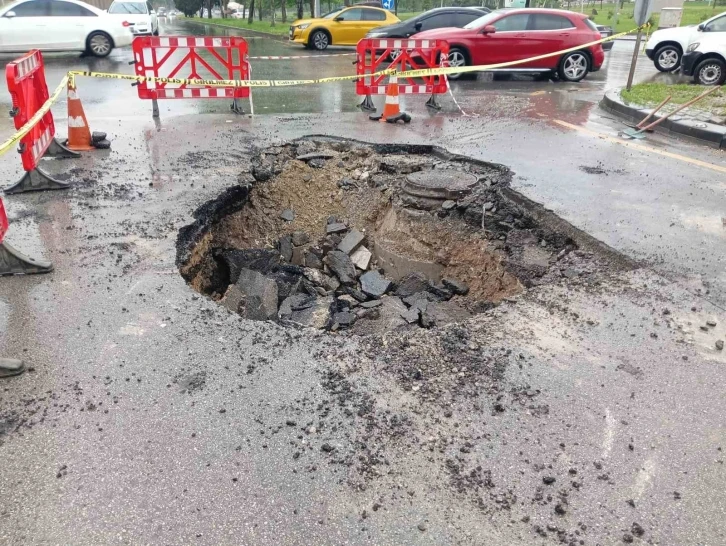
0, 111, 725, 545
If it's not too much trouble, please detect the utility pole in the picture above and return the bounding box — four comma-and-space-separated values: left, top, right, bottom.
314, 0, 320, 17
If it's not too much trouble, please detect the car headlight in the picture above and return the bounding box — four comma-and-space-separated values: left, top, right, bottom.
366, 31, 385, 38
687, 42, 700, 52
298, 23, 310, 30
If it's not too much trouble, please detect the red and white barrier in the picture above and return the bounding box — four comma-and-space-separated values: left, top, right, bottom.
132, 35, 251, 116
356, 38, 449, 112
4, 50, 77, 194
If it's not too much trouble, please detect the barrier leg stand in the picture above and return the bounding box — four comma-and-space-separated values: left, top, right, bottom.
0, 198, 53, 275
357, 94, 376, 113
4, 166, 70, 195
44, 138, 80, 159
152, 98, 160, 119
425, 94, 442, 111
0, 240, 53, 275
230, 98, 244, 115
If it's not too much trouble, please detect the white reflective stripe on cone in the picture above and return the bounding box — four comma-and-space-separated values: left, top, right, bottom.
68, 116, 86, 128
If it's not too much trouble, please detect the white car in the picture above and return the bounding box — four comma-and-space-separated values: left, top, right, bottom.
681, 31, 726, 85
0, 0, 133, 57
108, 0, 158, 36
645, 10, 726, 72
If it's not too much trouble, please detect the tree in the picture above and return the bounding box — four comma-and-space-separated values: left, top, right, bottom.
296, 0, 304, 19
176, 0, 203, 16
248, 0, 255, 22
281, 0, 286, 23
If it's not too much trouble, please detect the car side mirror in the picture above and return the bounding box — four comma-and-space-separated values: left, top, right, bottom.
482, 25, 496, 34
4, 10, 16, 18
334, 16, 344, 22
414, 22, 422, 31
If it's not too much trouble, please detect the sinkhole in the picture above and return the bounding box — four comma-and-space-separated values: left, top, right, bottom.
176, 137, 610, 335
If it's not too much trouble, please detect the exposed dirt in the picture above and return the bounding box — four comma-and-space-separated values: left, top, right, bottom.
178, 137, 628, 334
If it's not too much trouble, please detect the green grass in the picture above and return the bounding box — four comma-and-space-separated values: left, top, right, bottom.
588, 1, 723, 34
188, 17, 291, 36
622, 83, 726, 117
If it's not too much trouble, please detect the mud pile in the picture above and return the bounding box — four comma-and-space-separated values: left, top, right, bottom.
178, 137, 608, 334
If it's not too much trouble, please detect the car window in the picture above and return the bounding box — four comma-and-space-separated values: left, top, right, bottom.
323, 9, 343, 19
704, 15, 726, 32
147, 2, 153, 13
8, 0, 50, 16
338, 8, 362, 21
530, 14, 574, 30
50, 1, 95, 16
493, 13, 529, 32
108, 1, 147, 14
584, 19, 599, 31
453, 13, 482, 27
418, 13, 456, 30
361, 8, 385, 21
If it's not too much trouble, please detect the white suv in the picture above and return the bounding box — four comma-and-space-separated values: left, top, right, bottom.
681, 30, 726, 85
644, 10, 726, 72
108, 0, 158, 36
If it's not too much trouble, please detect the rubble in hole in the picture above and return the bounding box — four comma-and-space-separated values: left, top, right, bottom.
178, 137, 610, 334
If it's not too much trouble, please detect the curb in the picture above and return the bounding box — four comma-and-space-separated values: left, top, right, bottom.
183, 18, 289, 41
600, 88, 726, 149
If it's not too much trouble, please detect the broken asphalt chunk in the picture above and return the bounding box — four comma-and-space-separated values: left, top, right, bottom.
360, 270, 391, 298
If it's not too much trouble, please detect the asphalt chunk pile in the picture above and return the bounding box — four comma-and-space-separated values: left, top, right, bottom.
178, 137, 613, 335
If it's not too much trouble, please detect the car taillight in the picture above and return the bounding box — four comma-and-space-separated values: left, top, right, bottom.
122, 21, 131, 27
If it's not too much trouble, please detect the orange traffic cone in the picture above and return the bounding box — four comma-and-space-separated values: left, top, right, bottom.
66, 80, 94, 151
379, 75, 401, 122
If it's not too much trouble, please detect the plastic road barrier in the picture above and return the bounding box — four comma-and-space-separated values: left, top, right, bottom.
4, 50, 76, 194
356, 38, 449, 111
132, 36, 251, 116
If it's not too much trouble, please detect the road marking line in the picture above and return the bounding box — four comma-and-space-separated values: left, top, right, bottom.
553, 120, 726, 175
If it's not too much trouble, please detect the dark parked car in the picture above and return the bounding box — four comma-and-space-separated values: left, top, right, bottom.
364, 7, 490, 40
596, 24, 614, 51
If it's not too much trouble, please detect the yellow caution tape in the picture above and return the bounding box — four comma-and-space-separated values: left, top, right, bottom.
67, 24, 643, 87
0, 25, 644, 160
67, 68, 396, 88
0, 75, 68, 158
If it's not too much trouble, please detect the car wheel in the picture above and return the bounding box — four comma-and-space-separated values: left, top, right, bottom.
558, 51, 589, 83
693, 57, 726, 86
310, 30, 329, 51
87, 32, 113, 58
447, 47, 468, 81
653, 44, 681, 72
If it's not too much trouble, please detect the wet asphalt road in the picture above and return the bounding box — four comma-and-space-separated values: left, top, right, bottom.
0, 16, 687, 124
1, 16, 726, 546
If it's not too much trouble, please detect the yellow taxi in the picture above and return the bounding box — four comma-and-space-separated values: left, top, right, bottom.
289, 6, 400, 50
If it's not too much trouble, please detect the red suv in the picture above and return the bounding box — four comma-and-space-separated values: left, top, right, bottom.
413, 8, 605, 82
